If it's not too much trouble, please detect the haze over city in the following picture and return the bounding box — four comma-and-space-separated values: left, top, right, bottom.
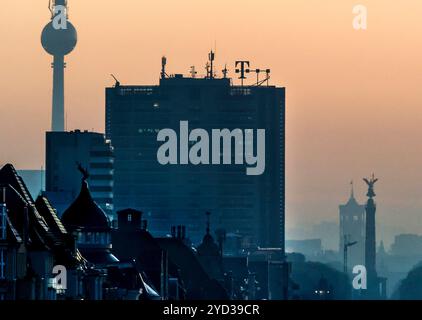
1, 0, 422, 247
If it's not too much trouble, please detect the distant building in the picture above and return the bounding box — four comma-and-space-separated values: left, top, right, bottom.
310, 221, 338, 251
286, 239, 323, 258
391, 234, 422, 257
339, 183, 365, 268
16, 170, 45, 199
105, 65, 285, 248
248, 248, 289, 300
45, 130, 114, 221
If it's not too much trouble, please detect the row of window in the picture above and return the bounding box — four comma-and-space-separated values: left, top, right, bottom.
90, 163, 113, 169
77, 232, 110, 245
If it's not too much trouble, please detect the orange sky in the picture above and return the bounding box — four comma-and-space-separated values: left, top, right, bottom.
1, 0, 422, 245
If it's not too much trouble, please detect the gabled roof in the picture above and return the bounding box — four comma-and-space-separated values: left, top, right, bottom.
0, 164, 34, 205
0, 164, 94, 273
35, 195, 67, 236
0, 164, 64, 250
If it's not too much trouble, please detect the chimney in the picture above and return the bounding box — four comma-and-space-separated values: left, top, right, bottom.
171, 226, 176, 238
177, 225, 182, 239
181, 226, 186, 240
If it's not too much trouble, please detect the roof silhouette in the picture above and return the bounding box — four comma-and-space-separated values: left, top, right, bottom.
62, 179, 110, 230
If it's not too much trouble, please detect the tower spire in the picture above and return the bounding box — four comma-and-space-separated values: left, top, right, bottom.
350, 180, 354, 199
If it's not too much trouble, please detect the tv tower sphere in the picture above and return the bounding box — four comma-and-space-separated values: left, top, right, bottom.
41, 21, 77, 56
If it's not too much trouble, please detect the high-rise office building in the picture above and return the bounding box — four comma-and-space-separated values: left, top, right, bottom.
106, 64, 285, 248
45, 130, 114, 220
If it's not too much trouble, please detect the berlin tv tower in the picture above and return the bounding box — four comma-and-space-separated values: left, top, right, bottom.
41, 0, 77, 132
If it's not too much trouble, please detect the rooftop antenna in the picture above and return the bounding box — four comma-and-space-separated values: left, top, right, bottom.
222, 64, 228, 79
111, 74, 120, 87
265, 69, 271, 86
205, 62, 211, 79
189, 66, 197, 78
208, 50, 215, 79
251, 68, 271, 87
255, 69, 261, 85
161, 56, 168, 79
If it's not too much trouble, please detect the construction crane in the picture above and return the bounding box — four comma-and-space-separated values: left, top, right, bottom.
343, 235, 357, 274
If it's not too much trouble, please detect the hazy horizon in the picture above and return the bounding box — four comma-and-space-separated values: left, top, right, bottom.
2, 0, 422, 240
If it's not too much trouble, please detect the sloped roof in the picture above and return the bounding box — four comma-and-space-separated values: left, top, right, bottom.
0, 164, 66, 250
0, 164, 92, 272
157, 237, 229, 300
35, 195, 67, 237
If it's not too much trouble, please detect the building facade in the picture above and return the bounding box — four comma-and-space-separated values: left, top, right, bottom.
106, 74, 285, 248
339, 186, 365, 269
45, 130, 114, 221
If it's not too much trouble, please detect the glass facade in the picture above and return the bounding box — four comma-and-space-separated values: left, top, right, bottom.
106, 76, 285, 248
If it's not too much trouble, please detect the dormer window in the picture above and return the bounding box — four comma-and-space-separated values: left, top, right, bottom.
127, 214, 132, 222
